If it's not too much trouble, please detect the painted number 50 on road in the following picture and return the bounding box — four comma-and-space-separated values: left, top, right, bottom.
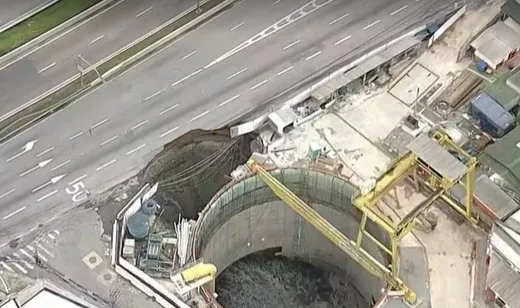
65, 181, 89, 203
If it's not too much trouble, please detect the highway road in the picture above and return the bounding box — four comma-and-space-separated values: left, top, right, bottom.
0, 0, 196, 121
0, 0, 54, 32
0, 0, 463, 248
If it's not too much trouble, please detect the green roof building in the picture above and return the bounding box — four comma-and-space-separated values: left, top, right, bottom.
481, 126, 520, 194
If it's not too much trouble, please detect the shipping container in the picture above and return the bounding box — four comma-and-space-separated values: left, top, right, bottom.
470, 93, 515, 138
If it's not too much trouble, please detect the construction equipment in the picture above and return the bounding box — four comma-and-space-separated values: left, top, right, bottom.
247, 128, 479, 305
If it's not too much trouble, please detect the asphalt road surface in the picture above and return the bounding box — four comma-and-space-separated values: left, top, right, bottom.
0, 0, 196, 121
0, 0, 54, 32
0, 0, 462, 248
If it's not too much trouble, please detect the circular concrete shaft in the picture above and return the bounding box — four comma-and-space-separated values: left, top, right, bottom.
191, 168, 389, 305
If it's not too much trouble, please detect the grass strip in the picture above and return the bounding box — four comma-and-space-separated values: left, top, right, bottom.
0, 0, 101, 56
0, 0, 230, 143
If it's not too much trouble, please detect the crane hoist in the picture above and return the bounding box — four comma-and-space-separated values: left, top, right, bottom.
246, 128, 479, 305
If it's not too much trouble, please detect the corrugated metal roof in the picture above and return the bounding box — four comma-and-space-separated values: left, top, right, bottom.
471, 93, 515, 130
449, 173, 519, 220
487, 250, 520, 307
485, 69, 520, 111
482, 126, 520, 196
407, 134, 467, 181
502, 0, 520, 25
471, 21, 520, 68
490, 223, 520, 269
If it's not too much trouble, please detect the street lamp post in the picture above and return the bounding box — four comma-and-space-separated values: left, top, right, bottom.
77, 54, 104, 84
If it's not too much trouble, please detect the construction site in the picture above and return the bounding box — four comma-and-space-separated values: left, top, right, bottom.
106, 1, 520, 308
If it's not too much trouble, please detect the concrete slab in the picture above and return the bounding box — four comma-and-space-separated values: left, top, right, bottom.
312, 113, 391, 181
337, 93, 409, 143
389, 63, 439, 107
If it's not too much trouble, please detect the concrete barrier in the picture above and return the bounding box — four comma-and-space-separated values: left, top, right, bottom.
98, 0, 235, 83
0, 0, 61, 34
0, 0, 116, 66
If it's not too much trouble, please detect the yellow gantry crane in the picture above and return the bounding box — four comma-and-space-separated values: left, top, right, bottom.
247, 128, 479, 305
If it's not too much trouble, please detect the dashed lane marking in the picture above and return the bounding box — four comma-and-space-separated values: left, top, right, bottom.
250, 80, 268, 90
136, 6, 152, 18
159, 104, 179, 115
131, 120, 149, 130
305, 50, 322, 61
363, 19, 381, 30
126, 144, 146, 156
282, 39, 300, 50
219, 95, 240, 107
329, 13, 349, 25
36, 147, 54, 157
230, 22, 244, 31
159, 127, 179, 138
2, 207, 26, 220
96, 159, 116, 171
334, 35, 351, 46
276, 66, 293, 76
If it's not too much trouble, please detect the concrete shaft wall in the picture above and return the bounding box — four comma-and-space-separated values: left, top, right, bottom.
192, 168, 389, 301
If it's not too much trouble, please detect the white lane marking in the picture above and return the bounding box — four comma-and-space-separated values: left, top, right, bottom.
363, 19, 381, 30
0, 242, 6, 248
136, 6, 153, 18
14, 253, 34, 270
305, 50, 322, 61
38, 62, 56, 74
12, 264, 27, 274
96, 159, 116, 171
50, 159, 71, 171
159, 127, 179, 138
334, 35, 352, 46
0, 1, 125, 72
182, 50, 197, 60
29, 226, 38, 232
0, 189, 15, 199
53, 230, 60, 236
205, 0, 333, 69
89, 34, 105, 45
2, 207, 26, 220
219, 94, 240, 107
68, 174, 87, 185
250, 80, 268, 90
230, 22, 244, 31
390, 5, 408, 15
91, 118, 109, 129
283, 39, 301, 50
131, 120, 149, 130
36, 146, 54, 157
68, 131, 84, 140
0, 261, 13, 272
47, 233, 55, 240
190, 110, 210, 122
273, 0, 281, 4
276, 66, 294, 76
159, 104, 179, 115
226, 68, 247, 80
144, 90, 162, 102
100, 135, 118, 146
10, 260, 27, 274
171, 68, 203, 87
36, 243, 53, 257
126, 144, 146, 156
329, 13, 349, 25
20, 249, 34, 261
37, 189, 58, 202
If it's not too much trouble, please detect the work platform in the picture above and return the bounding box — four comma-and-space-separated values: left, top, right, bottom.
248, 128, 480, 305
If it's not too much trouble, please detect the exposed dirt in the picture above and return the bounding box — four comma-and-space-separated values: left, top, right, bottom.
143, 128, 254, 221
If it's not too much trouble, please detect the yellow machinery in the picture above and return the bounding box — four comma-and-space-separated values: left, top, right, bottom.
246, 128, 479, 304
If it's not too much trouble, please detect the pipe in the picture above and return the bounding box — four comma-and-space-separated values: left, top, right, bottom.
181, 263, 217, 283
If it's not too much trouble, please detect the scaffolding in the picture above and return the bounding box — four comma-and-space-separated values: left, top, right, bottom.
246, 128, 479, 304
